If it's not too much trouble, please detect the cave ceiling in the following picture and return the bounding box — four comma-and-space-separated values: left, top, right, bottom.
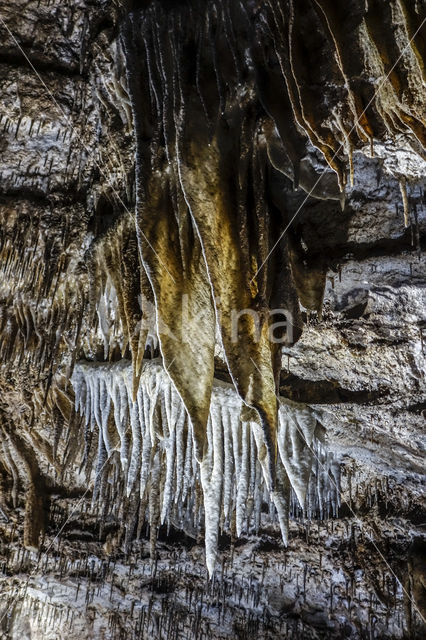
0, 0, 425, 638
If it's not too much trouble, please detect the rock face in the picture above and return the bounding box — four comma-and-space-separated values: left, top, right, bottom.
0, 0, 425, 638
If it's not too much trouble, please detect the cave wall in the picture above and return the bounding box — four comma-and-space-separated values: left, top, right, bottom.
0, 0, 425, 638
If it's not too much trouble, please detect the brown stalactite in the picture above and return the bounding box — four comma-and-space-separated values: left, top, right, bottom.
119, 0, 425, 489
114, 4, 426, 595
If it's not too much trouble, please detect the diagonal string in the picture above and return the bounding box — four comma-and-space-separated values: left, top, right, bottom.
0, 15, 176, 284
249, 354, 426, 625
0, 355, 178, 625
251, 15, 426, 283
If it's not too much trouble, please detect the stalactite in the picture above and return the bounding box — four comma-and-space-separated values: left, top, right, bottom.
200, 404, 224, 575
399, 177, 411, 228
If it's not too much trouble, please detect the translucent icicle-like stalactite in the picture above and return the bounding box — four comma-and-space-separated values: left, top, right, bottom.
72, 359, 341, 575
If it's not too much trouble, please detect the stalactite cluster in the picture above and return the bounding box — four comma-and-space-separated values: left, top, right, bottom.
119, 0, 425, 487
0, 198, 83, 547
71, 359, 340, 575
0, 198, 87, 375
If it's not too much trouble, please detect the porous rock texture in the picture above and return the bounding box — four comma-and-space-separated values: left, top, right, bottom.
0, 0, 425, 638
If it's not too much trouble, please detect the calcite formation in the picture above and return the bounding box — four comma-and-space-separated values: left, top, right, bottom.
71, 359, 339, 575
0, 0, 425, 638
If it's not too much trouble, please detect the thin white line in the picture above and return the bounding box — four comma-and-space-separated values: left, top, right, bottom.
249, 355, 426, 625
0, 15, 176, 284
251, 15, 426, 283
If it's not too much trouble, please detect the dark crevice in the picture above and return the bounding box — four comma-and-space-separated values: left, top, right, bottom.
279, 373, 390, 404
326, 232, 426, 268
215, 359, 390, 404
0, 50, 83, 79
0, 188, 88, 207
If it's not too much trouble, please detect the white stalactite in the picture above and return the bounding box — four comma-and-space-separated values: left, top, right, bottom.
71, 359, 340, 575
